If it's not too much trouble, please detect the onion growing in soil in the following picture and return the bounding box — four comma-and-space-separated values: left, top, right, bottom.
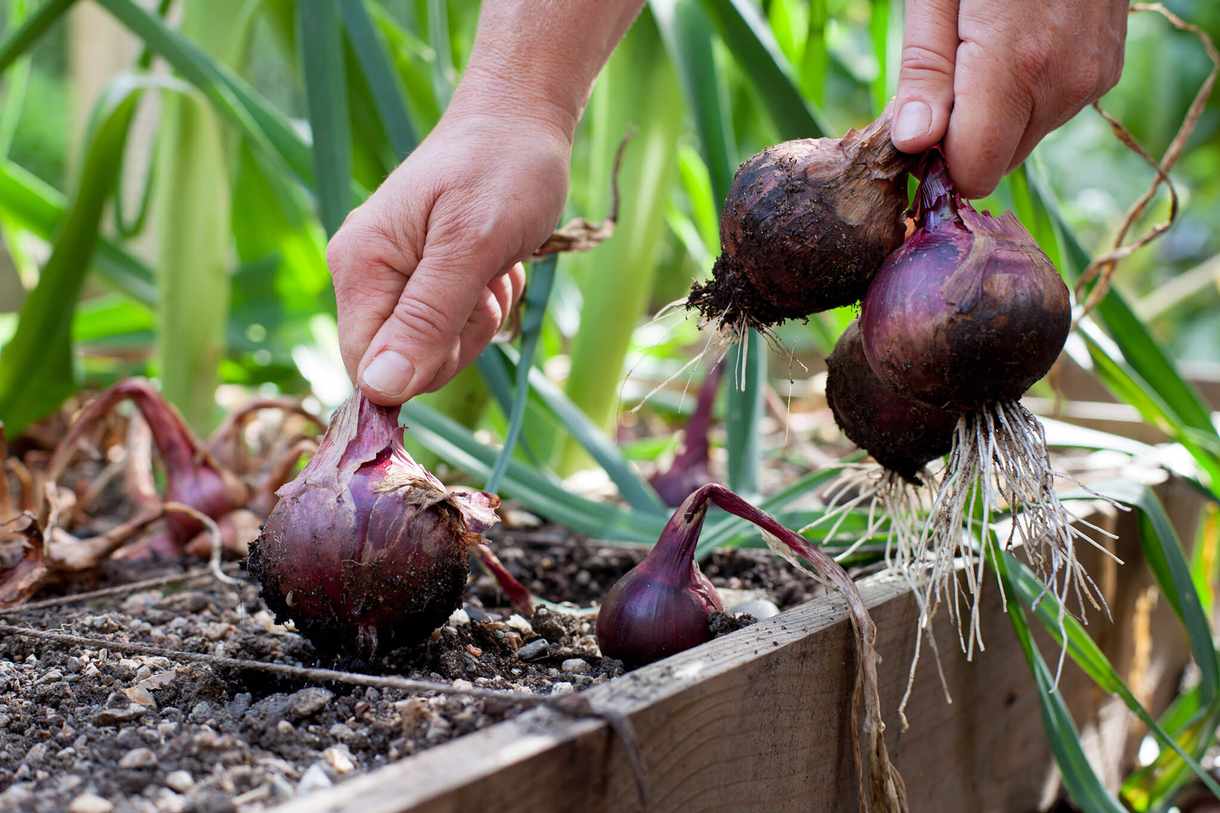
859, 153, 1113, 659
597, 484, 908, 812
687, 112, 910, 333
248, 394, 531, 660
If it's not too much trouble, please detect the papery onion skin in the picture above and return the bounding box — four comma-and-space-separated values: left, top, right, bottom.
596, 498, 723, 666
826, 321, 960, 484
688, 113, 910, 328
248, 395, 500, 660
860, 154, 1070, 410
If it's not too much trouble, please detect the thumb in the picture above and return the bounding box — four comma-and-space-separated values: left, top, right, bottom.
892, 0, 959, 153
356, 251, 495, 405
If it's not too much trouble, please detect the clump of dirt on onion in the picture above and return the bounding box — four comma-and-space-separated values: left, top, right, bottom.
248, 393, 529, 661
859, 153, 1113, 662
687, 112, 911, 333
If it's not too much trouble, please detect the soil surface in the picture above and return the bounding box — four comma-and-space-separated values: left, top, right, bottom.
0, 526, 816, 813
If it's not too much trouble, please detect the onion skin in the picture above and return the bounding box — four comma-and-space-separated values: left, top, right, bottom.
596, 495, 723, 666
689, 113, 910, 327
248, 395, 501, 659
826, 322, 959, 483
860, 154, 1070, 410
47, 379, 247, 555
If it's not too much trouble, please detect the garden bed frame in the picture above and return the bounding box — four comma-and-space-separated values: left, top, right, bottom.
276, 472, 1205, 813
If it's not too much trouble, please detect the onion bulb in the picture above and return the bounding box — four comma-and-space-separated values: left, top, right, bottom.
248, 394, 526, 660
688, 112, 910, 332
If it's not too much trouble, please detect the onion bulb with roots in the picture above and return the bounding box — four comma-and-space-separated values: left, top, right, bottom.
859, 153, 1111, 661
596, 484, 908, 811
687, 112, 910, 332
248, 394, 530, 660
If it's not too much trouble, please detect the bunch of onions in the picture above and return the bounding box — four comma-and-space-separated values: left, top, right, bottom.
687, 111, 910, 334
248, 394, 531, 660
597, 484, 908, 812
859, 153, 1109, 656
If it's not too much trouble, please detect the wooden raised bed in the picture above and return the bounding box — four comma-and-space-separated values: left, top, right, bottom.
276, 473, 1205, 813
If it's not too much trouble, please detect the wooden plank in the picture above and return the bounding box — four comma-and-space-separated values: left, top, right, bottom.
275, 477, 1204, 813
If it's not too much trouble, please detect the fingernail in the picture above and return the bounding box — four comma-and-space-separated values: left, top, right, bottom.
893, 101, 932, 144
361, 351, 414, 398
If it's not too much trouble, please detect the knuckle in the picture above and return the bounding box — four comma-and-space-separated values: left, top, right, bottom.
1011, 43, 1052, 93
390, 296, 453, 345
899, 44, 955, 84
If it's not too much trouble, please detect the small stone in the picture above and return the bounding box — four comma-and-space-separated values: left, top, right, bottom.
450, 679, 473, 692
447, 608, 470, 626
165, 771, 193, 793
550, 682, 575, 696
120, 747, 157, 769
505, 614, 533, 635
327, 723, 354, 740
124, 687, 157, 709
94, 705, 147, 726
297, 763, 332, 794
516, 639, 550, 661
322, 746, 355, 774
465, 644, 483, 658
288, 688, 333, 720
424, 717, 452, 742
561, 658, 590, 674
730, 598, 781, 620
68, 794, 114, 813
24, 742, 49, 764
465, 605, 492, 623
156, 789, 186, 813
276, 720, 295, 736
138, 671, 176, 693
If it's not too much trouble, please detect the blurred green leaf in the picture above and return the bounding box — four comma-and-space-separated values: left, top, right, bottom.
0, 77, 142, 432
299, 0, 352, 236
700, 0, 827, 138
342, 0, 417, 158
0, 0, 73, 74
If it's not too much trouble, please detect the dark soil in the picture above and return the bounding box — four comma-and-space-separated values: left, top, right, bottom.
0, 526, 815, 813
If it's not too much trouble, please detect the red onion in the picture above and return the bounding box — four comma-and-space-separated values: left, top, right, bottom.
826, 321, 959, 485
597, 483, 907, 810
860, 153, 1070, 410
688, 113, 910, 330
248, 394, 529, 659
648, 361, 722, 507
858, 154, 1105, 659
48, 379, 247, 557
595, 493, 723, 665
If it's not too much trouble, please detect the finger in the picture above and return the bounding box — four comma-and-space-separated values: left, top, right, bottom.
454, 287, 510, 380
892, 0, 960, 153
504, 262, 527, 313
357, 249, 499, 405
942, 40, 1034, 198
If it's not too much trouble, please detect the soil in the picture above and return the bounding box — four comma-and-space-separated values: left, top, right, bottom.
0, 525, 817, 813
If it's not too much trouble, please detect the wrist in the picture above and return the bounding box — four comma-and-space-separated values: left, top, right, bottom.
447, 60, 581, 147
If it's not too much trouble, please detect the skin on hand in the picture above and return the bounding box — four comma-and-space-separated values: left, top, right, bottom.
326, 105, 568, 405
891, 0, 1128, 198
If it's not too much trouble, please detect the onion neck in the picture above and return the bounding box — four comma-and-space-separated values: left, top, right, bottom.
914, 151, 960, 231
647, 490, 712, 583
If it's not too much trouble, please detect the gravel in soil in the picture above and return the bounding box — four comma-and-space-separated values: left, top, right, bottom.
0, 528, 816, 813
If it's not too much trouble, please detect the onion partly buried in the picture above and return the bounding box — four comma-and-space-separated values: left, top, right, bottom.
859, 153, 1105, 657
687, 112, 910, 332
596, 484, 908, 812
248, 394, 529, 660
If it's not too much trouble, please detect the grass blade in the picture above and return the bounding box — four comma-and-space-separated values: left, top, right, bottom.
0, 159, 155, 304
0, 0, 73, 73
493, 343, 666, 515
486, 256, 557, 493
868, 0, 891, 114
699, 0, 827, 138
298, 0, 352, 236
403, 401, 665, 543
0, 78, 141, 432
990, 545, 1128, 813
1002, 550, 1220, 800
341, 0, 417, 158
426, 0, 454, 107
0, 0, 32, 157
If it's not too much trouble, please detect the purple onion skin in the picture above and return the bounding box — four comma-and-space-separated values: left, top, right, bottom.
860, 154, 1070, 410
48, 379, 247, 556
826, 322, 960, 483
596, 496, 723, 667
248, 395, 499, 660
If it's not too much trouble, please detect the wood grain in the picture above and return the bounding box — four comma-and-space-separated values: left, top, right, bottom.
276, 479, 1202, 813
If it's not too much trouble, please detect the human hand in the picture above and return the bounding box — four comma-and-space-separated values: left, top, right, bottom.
891, 0, 1127, 197
326, 107, 571, 405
